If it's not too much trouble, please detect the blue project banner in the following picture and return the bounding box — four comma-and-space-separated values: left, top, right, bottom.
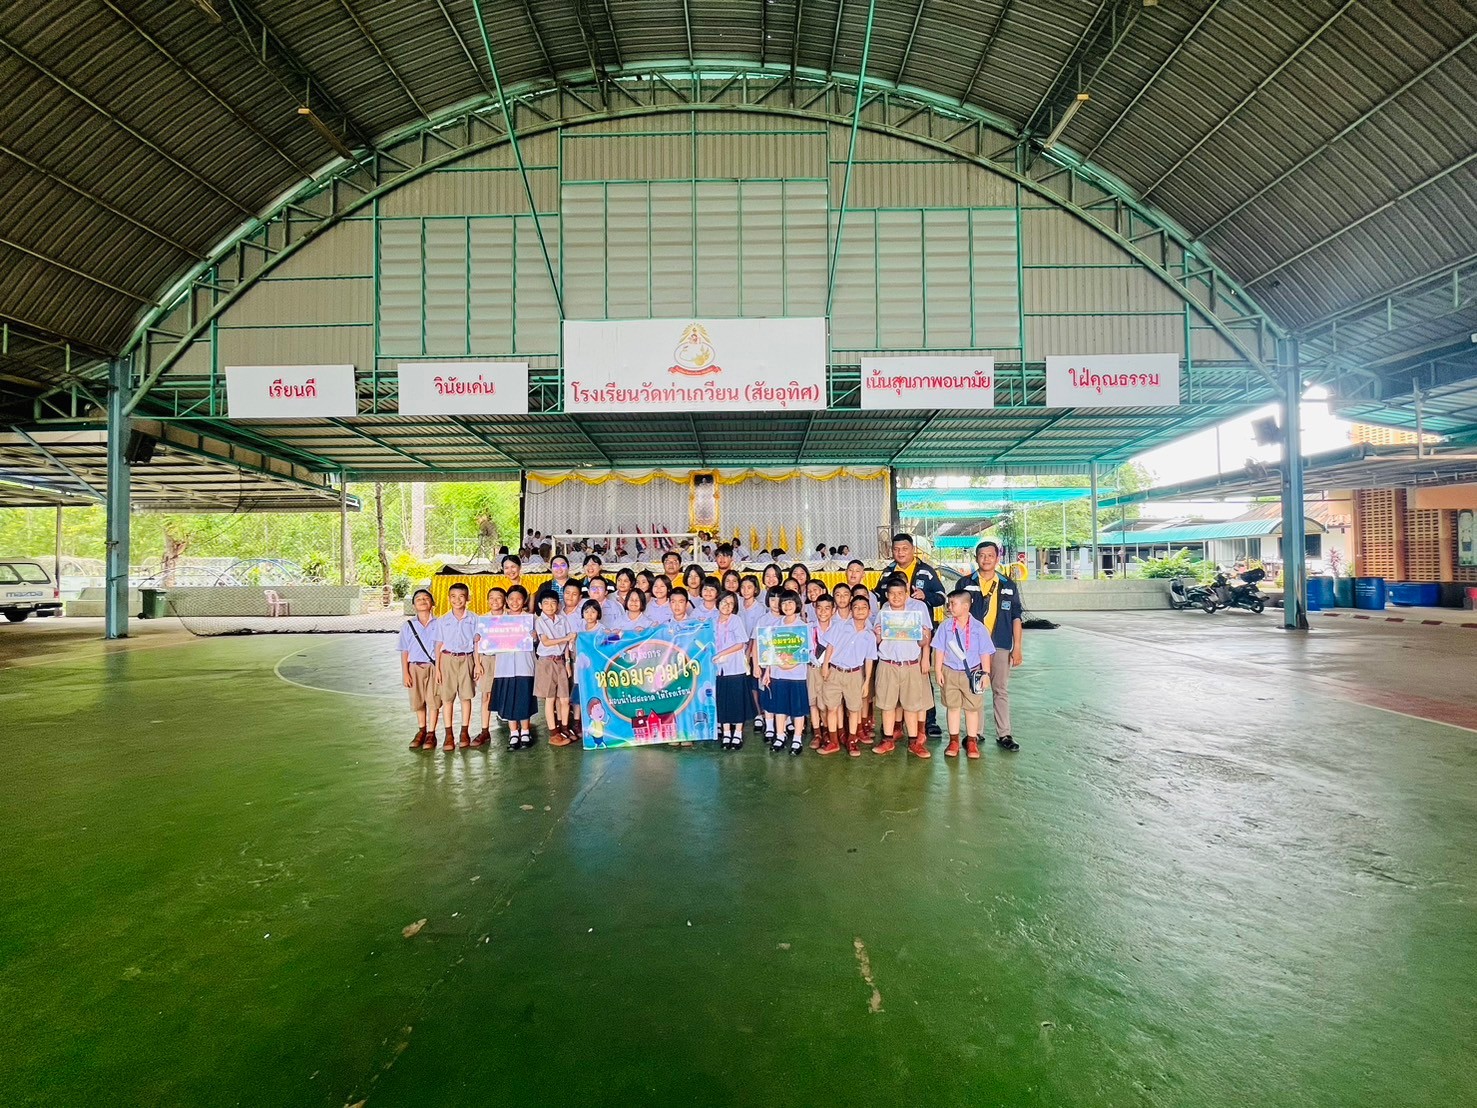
574, 621, 717, 749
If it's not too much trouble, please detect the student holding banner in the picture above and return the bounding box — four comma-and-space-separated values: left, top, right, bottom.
759, 590, 811, 756
616, 588, 655, 631
872, 575, 933, 757
713, 592, 751, 750
535, 591, 577, 746
492, 586, 537, 750
751, 586, 784, 740
647, 575, 675, 623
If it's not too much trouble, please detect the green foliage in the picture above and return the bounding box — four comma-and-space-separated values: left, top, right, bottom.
1138, 548, 1214, 583
356, 550, 385, 587
390, 551, 438, 582
985, 463, 1150, 552
390, 574, 412, 600
300, 553, 331, 581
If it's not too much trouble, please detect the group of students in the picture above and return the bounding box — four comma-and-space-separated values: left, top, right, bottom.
398, 533, 1026, 761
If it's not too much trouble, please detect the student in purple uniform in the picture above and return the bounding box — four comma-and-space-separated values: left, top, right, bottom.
682, 563, 705, 599
613, 568, 637, 612
646, 574, 675, 623
806, 593, 838, 748
493, 585, 538, 750
737, 574, 765, 726
692, 577, 722, 621
560, 580, 584, 624
535, 591, 576, 746
720, 569, 742, 597
816, 595, 878, 756
634, 569, 655, 595
871, 575, 933, 757
399, 588, 443, 751
934, 586, 996, 761
760, 562, 784, 593
587, 576, 622, 625
750, 585, 785, 741
470, 586, 509, 747
759, 590, 810, 756
616, 588, 655, 632
667, 586, 693, 624
713, 591, 751, 751
435, 582, 479, 750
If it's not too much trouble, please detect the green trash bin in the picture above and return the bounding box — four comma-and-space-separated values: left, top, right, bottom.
139, 588, 169, 619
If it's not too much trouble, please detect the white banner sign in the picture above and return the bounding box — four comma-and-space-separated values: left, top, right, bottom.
397, 362, 529, 416
1044, 353, 1181, 408
860, 356, 995, 409
225, 364, 358, 419
564, 318, 827, 412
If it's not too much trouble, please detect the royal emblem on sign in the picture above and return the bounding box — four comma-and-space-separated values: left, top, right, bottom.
669, 323, 722, 377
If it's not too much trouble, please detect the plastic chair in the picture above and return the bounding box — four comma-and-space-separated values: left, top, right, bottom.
264, 589, 292, 617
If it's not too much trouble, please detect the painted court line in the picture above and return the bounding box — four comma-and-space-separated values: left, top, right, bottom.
271, 646, 399, 699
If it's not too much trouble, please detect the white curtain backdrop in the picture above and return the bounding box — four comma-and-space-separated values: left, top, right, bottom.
524, 470, 888, 559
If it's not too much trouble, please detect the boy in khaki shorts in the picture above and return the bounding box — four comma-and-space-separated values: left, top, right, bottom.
435, 582, 479, 749
934, 587, 995, 760
816, 595, 878, 756
534, 591, 576, 745
871, 575, 933, 757
400, 588, 443, 750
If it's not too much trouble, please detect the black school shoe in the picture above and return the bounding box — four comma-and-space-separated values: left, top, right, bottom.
996, 734, 1020, 752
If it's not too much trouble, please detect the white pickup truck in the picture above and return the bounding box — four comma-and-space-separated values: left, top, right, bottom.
0, 559, 63, 622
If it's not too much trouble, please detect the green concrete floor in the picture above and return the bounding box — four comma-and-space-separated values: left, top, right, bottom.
1, 614, 1474, 1106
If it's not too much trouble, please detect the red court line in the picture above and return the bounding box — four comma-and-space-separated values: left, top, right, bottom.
1337, 685, 1477, 733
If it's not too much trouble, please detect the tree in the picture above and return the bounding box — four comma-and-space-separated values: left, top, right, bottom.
374, 484, 391, 603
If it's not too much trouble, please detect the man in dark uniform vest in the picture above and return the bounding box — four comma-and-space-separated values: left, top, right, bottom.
534, 553, 574, 610
875, 532, 948, 737
959, 540, 1023, 751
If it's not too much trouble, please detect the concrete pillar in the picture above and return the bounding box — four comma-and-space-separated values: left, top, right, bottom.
104, 357, 131, 640
1279, 339, 1308, 631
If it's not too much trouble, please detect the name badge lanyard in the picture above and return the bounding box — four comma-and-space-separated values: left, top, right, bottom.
950, 618, 971, 663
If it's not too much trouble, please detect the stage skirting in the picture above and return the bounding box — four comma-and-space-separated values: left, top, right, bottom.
523, 467, 889, 559
429, 570, 885, 615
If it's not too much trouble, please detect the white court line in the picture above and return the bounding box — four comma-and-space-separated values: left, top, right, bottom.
272, 645, 401, 699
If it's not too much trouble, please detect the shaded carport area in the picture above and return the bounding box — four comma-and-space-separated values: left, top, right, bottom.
2, 3, 1477, 1107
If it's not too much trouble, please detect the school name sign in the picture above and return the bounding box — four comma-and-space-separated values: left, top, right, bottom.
563, 318, 827, 413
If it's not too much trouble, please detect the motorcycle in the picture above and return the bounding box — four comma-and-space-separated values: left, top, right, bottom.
1169, 575, 1217, 613
1210, 567, 1266, 614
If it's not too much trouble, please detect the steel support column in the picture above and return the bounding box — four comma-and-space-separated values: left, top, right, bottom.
825, 0, 878, 317
1089, 460, 1100, 579
105, 357, 131, 640
1279, 338, 1308, 631
339, 480, 351, 586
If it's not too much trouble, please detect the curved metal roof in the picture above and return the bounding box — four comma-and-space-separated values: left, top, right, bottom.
0, 0, 1474, 380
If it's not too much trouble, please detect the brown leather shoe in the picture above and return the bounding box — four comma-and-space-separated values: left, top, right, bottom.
442, 729, 455, 751
810, 727, 824, 750
470, 729, 490, 748
549, 727, 575, 747
873, 737, 895, 755
944, 736, 961, 758
458, 729, 471, 748
410, 728, 426, 751
846, 732, 861, 757
817, 735, 841, 755
965, 737, 980, 759
908, 735, 932, 758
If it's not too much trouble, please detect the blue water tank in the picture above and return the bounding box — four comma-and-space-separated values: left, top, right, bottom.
1334, 577, 1355, 607
1309, 577, 1337, 610
1354, 577, 1387, 610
